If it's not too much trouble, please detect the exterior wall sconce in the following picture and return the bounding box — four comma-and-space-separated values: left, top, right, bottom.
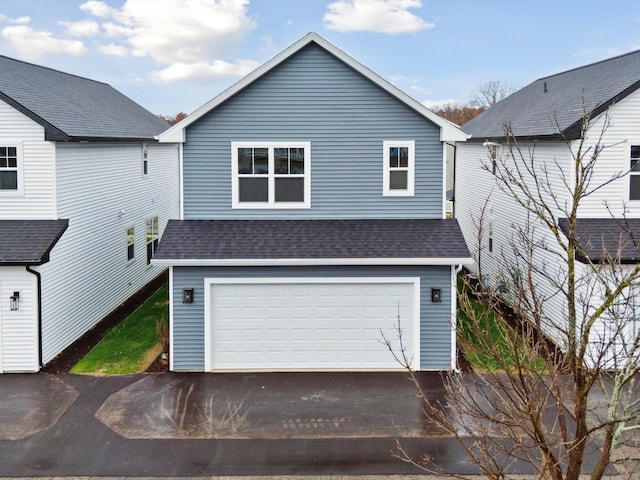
182, 288, 194, 304
10, 291, 20, 311
431, 288, 441, 303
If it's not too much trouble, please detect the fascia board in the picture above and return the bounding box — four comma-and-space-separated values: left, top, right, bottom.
152, 256, 474, 267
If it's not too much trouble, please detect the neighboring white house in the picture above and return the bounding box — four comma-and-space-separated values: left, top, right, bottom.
456, 49, 640, 360
0, 55, 180, 372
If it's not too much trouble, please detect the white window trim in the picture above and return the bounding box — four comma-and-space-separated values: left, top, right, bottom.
126, 225, 135, 263
142, 142, 149, 178
231, 141, 311, 209
0, 142, 24, 196
629, 144, 640, 202
383, 140, 415, 197
146, 216, 159, 265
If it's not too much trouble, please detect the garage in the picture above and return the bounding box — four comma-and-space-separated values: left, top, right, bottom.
204, 277, 420, 371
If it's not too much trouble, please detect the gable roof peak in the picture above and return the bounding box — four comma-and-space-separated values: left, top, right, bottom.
159, 32, 467, 143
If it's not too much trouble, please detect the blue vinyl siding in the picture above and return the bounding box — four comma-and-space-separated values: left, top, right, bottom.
182, 44, 443, 220
172, 265, 453, 371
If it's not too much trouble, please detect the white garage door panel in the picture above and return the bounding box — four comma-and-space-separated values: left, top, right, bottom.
206, 278, 419, 371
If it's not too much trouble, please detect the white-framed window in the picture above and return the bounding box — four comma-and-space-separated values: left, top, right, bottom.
0, 144, 22, 194
231, 142, 311, 208
488, 220, 494, 254
383, 140, 415, 196
630, 145, 640, 201
146, 216, 158, 264
142, 143, 148, 177
127, 227, 135, 262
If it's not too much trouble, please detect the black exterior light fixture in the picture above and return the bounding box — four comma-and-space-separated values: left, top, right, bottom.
431, 288, 442, 303
182, 288, 194, 304
10, 291, 19, 311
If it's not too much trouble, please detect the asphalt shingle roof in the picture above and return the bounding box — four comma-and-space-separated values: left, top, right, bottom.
154, 219, 471, 262
0, 220, 68, 265
463, 49, 640, 140
558, 218, 640, 264
0, 55, 169, 141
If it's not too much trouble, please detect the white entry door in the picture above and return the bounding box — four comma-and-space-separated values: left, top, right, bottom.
205, 277, 420, 371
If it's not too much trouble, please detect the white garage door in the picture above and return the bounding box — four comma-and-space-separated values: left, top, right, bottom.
205, 277, 420, 371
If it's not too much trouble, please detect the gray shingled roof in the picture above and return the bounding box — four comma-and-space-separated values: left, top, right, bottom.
463, 49, 640, 140
558, 218, 640, 264
154, 219, 471, 262
0, 55, 169, 141
0, 220, 68, 265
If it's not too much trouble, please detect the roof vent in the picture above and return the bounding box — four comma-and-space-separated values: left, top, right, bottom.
544, 81, 548, 93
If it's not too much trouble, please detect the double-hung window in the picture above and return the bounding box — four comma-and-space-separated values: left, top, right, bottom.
630, 146, 640, 200
146, 217, 158, 264
0, 146, 19, 191
127, 227, 135, 262
383, 141, 415, 196
232, 142, 310, 208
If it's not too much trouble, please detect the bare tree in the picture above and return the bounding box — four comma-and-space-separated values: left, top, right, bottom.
471, 80, 516, 109
389, 110, 640, 479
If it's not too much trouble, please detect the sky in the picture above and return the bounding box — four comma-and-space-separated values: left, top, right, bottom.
0, 0, 639, 117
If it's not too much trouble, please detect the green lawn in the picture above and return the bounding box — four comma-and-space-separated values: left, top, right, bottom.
457, 287, 545, 373
72, 283, 169, 375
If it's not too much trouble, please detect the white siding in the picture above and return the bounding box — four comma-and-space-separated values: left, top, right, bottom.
0, 267, 38, 372
456, 140, 573, 346
577, 87, 640, 217
36, 142, 180, 364
0, 99, 56, 219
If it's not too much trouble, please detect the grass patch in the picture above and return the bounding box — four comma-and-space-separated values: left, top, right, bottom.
72, 283, 169, 375
458, 284, 545, 373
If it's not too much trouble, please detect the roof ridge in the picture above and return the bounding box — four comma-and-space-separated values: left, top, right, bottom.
537, 48, 640, 82
0, 53, 110, 87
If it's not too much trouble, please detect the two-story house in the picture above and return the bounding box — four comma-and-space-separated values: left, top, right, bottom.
0, 55, 180, 372
154, 33, 471, 372
456, 49, 640, 357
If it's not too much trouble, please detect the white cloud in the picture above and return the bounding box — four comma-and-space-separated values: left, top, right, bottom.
99, 42, 130, 56
59, 19, 100, 37
80, 0, 256, 82
1, 25, 86, 61
11, 16, 30, 25
324, 0, 433, 34
151, 58, 259, 82
80, 0, 119, 19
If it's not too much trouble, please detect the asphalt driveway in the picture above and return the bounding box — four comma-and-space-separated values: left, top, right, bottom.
0, 371, 484, 477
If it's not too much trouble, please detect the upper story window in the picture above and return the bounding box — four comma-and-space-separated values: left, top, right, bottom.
231, 142, 311, 209
142, 143, 148, 177
630, 146, 640, 200
383, 141, 414, 197
0, 146, 19, 191
146, 216, 158, 264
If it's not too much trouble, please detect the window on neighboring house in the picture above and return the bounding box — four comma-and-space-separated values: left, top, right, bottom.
383, 141, 415, 196
0, 146, 18, 191
127, 227, 135, 261
142, 143, 148, 176
146, 216, 158, 264
488, 221, 494, 253
232, 142, 311, 208
630, 146, 640, 200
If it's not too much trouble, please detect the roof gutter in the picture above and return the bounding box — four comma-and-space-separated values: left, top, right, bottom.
152, 256, 474, 267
